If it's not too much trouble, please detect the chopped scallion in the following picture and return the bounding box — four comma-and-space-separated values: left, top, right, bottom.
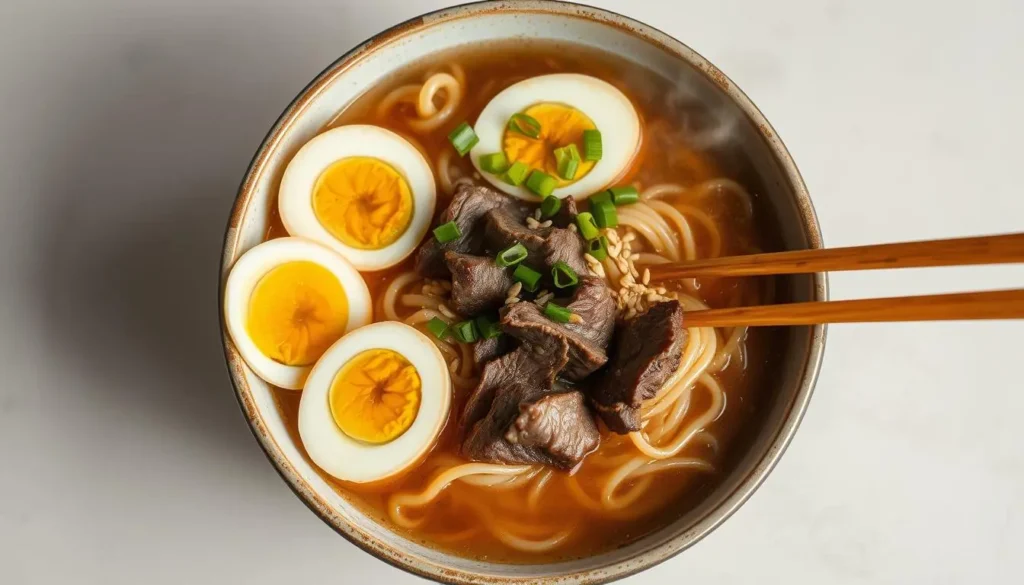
448, 122, 479, 156
503, 161, 530, 186
551, 261, 579, 289
513, 264, 542, 292
589, 190, 612, 206
582, 129, 602, 161
478, 152, 509, 174
543, 302, 573, 324
426, 317, 449, 339
525, 170, 557, 198
496, 242, 528, 268
554, 144, 581, 180
451, 320, 479, 344
592, 200, 618, 228
575, 212, 600, 241
539, 195, 562, 219
474, 315, 502, 340
588, 235, 609, 261
610, 185, 639, 205
507, 113, 542, 138
433, 221, 461, 243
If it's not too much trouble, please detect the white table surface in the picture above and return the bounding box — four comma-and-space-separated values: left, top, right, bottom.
2, 0, 1022, 583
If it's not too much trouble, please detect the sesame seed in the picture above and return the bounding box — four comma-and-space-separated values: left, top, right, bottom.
526, 217, 541, 229
568, 223, 578, 233
505, 296, 520, 305
622, 250, 632, 260
655, 287, 667, 295
534, 208, 542, 220
642, 268, 651, 285
568, 314, 584, 324
508, 282, 523, 298
622, 232, 636, 243
606, 229, 620, 244
539, 220, 552, 228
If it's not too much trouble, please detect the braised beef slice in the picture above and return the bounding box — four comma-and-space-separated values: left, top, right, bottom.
415, 185, 526, 278
564, 276, 616, 349
472, 334, 514, 366
504, 391, 599, 469
591, 300, 687, 434
462, 341, 597, 470
461, 335, 567, 433
483, 208, 588, 277
501, 300, 608, 382
444, 251, 514, 316
551, 196, 579, 229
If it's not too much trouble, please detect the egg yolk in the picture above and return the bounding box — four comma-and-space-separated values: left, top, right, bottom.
329, 349, 421, 444
502, 102, 598, 186
247, 261, 349, 366
313, 157, 414, 250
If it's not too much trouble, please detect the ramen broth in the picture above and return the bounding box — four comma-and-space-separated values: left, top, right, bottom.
265, 41, 785, 562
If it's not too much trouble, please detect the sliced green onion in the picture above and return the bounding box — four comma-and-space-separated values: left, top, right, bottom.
474, 315, 502, 340
478, 152, 509, 174
433, 221, 461, 243
592, 200, 619, 228
525, 170, 557, 198
503, 161, 530, 186
554, 144, 581, 180
448, 122, 479, 156
589, 190, 612, 206
575, 212, 600, 241
587, 235, 609, 261
507, 113, 542, 138
426, 317, 449, 339
496, 242, 528, 268
610, 185, 639, 205
543, 302, 573, 324
582, 129, 602, 161
551, 261, 579, 289
452, 320, 479, 344
513, 264, 542, 292
539, 195, 562, 219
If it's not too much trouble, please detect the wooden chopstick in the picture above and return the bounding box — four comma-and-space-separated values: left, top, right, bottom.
682, 289, 1024, 327
648, 232, 1024, 280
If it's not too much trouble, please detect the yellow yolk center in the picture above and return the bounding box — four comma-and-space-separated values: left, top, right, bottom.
502, 102, 598, 186
329, 349, 422, 444
313, 157, 414, 250
246, 261, 349, 367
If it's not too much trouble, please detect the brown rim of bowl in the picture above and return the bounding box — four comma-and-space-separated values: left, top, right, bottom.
218, 1, 827, 583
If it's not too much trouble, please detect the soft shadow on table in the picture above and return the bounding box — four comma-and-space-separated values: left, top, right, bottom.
27, 16, 368, 481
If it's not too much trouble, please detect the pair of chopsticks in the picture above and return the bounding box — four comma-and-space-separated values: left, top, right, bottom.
647, 233, 1024, 327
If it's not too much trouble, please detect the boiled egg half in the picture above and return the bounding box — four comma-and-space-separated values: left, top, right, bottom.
299, 321, 451, 483
470, 74, 641, 200
279, 125, 436, 271
223, 237, 372, 390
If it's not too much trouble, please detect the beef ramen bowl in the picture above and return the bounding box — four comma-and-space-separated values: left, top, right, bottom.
219, 1, 825, 583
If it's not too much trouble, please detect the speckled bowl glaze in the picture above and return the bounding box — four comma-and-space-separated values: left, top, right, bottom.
219, 1, 826, 583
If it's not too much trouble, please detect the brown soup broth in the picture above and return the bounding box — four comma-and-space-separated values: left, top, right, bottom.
266, 41, 785, 563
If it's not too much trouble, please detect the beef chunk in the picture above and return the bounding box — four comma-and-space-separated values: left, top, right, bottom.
502, 303, 606, 382
503, 391, 599, 469
462, 339, 597, 470
499, 277, 615, 381
472, 334, 514, 366
461, 335, 567, 433
483, 208, 588, 277
463, 333, 600, 469
565, 276, 616, 349
591, 300, 687, 433
444, 251, 514, 316
551, 196, 579, 229
415, 185, 526, 277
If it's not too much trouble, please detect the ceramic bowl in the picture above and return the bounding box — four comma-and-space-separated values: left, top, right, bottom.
220, 1, 826, 583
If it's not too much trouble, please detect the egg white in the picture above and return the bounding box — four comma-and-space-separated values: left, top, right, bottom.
470, 74, 641, 201
298, 321, 451, 483
278, 125, 436, 271
223, 237, 372, 390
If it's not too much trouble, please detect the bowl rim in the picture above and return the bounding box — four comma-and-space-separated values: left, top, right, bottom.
218, 1, 827, 583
